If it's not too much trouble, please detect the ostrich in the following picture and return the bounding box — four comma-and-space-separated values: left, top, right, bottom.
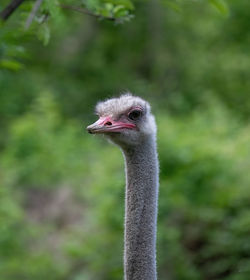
87, 94, 159, 280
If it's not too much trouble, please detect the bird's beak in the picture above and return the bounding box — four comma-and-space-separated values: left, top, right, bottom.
87, 116, 136, 134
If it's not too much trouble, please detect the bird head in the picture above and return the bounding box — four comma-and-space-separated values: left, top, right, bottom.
87, 94, 157, 147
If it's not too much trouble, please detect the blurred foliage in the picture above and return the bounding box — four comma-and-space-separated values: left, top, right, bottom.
1, 93, 250, 280
1, 0, 250, 279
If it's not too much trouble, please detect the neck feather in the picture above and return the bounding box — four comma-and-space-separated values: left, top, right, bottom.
122, 135, 159, 280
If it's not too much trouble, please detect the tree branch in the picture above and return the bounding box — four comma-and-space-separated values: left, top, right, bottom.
0, 0, 25, 21
60, 4, 116, 22
0, 1, 117, 23
25, 0, 44, 29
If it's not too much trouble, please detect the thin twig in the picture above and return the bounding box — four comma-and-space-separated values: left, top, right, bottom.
25, 0, 44, 29
60, 4, 116, 21
0, 0, 25, 21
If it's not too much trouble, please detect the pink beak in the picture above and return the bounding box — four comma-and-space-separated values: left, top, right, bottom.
87, 116, 136, 134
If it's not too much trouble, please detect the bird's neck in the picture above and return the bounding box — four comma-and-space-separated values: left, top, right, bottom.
122, 136, 159, 280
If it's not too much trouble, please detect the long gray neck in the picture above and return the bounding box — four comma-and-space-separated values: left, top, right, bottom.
122, 135, 159, 280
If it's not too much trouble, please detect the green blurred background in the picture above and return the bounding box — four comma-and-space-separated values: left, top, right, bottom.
1, 0, 250, 279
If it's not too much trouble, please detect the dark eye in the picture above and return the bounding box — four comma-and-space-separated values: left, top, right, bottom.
128, 110, 142, 120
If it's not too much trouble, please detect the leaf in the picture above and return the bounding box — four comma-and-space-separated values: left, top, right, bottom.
209, 0, 229, 16
102, 0, 134, 10
113, 5, 128, 17
37, 23, 50, 46
164, 1, 182, 13
43, 0, 60, 18
105, 3, 114, 11
0, 59, 23, 71
98, 7, 112, 17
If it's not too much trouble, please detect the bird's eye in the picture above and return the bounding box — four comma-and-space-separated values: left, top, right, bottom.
128, 110, 142, 121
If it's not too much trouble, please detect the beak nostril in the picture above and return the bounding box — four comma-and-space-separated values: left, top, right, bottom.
105, 121, 112, 126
